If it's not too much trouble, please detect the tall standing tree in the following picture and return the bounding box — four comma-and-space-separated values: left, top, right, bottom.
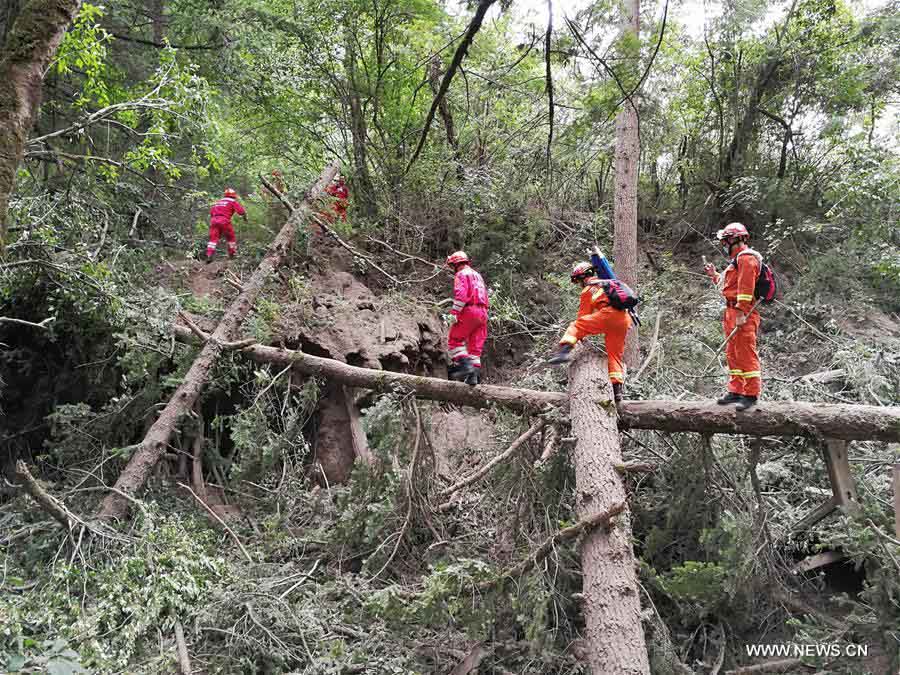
0, 0, 83, 252
612, 0, 640, 369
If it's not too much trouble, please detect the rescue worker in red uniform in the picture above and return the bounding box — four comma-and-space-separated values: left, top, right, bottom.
704, 222, 762, 411
547, 249, 632, 402
445, 251, 489, 386
324, 175, 349, 222
206, 188, 246, 263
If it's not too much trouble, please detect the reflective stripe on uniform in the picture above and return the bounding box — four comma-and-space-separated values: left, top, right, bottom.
739, 370, 761, 378
471, 357, 481, 367
449, 346, 468, 358
452, 300, 465, 310
609, 371, 623, 379
736, 294, 754, 302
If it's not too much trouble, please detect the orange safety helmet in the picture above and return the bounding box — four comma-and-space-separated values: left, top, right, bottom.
716, 222, 749, 241
446, 251, 470, 266
271, 170, 282, 177
570, 261, 594, 282
223, 188, 238, 198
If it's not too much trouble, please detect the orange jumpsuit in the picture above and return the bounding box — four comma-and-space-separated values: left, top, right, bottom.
559, 278, 632, 384
715, 245, 761, 397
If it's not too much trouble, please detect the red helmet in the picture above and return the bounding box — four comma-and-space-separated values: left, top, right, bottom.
716, 222, 749, 241
446, 251, 469, 266
271, 170, 282, 177
223, 188, 238, 198
571, 261, 594, 282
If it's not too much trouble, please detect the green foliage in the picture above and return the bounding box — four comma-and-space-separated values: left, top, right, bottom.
1, 509, 228, 674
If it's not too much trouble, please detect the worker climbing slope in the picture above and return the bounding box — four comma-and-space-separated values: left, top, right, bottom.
703, 222, 770, 411
548, 246, 638, 403
445, 251, 489, 386
206, 188, 247, 263
324, 174, 350, 222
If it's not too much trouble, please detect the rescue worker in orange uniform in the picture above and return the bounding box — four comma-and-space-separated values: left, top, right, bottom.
445, 251, 489, 386
206, 188, 246, 263
547, 247, 632, 402
704, 222, 762, 411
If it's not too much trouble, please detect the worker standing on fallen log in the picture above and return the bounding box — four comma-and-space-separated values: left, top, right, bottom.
206, 188, 247, 263
445, 251, 489, 386
548, 246, 637, 403
703, 222, 772, 411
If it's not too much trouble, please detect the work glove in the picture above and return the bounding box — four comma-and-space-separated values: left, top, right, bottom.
446, 314, 458, 326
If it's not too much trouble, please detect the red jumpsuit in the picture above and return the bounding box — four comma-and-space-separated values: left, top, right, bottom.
207, 197, 245, 259
448, 264, 489, 370
715, 246, 761, 397
324, 181, 349, 222
559, 278, 632, 384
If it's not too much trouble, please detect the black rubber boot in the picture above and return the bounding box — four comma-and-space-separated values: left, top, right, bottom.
204, 256, 213, 265
735, 395, 757, 412
717, 392, 742, 405
465, 368, 480, 387
612, 382, 623, 403
449, 358, 475, 381
547, 344, 574, 365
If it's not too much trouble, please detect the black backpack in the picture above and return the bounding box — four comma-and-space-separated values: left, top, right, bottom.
589, 279, 640, 310
733, 250, 777, 304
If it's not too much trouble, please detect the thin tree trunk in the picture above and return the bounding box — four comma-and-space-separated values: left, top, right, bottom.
97, 163, 338, 521
612, 0, 640, 370
568, 346, 649, 673
406, 0, 498, 174
0, 0, 83, 251
344, 20, 376, 219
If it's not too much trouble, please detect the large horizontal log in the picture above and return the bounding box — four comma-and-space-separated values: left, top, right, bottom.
171, 326, 900, 442
617, 400, 900, 442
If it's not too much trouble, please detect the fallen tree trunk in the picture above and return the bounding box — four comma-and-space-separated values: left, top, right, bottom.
616, 399, 900, 442
98, 163, 339, 520
568, 347, 649, 673
170, 329, 900, 442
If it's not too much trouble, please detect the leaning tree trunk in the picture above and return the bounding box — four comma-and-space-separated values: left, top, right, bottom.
0, 0, 83, 251
569, 345, 649, 673
97, 162, 338, 521
612, 0, 640, 370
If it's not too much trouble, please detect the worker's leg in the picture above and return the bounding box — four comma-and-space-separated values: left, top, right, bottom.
723, 309, 743, 395
448, 308, 478, 380
224, 223, 237, 258
734, 312, 761, 397
206, 223, 221, 260
602, 309, 631, 384
466, 307, 488, 382
560, 308, 614, 346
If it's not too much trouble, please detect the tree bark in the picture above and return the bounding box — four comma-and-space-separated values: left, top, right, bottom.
173, 330, 900, 442
568, 346, 649, 673
97, 163, 339, 521
612, 0, 640, 370
0, 0, 83, 251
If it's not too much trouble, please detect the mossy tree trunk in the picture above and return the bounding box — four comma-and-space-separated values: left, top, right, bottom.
0, 0, 83, 251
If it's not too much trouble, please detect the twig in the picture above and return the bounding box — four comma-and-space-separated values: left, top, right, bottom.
371, 400, 423, 579
726, 658, 811, 674
633, 311, 661, 382
0, 316, 55, 329
259, 174, 296, 213
701, 301, 761, 373
14, 461, 79, 530
178, 482, 253, 563
178, 311, 209, 342
441, 419, 546, 500
310, 213, 402, 285
480, 502, 626, 590
174, 621, 191, 675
